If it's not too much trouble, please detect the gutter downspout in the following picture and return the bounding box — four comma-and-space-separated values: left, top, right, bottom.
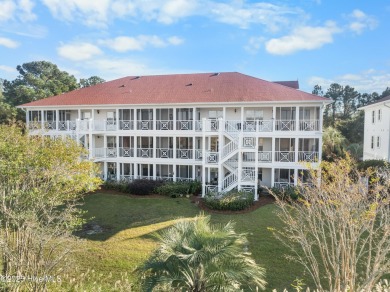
384, 103, 390, 162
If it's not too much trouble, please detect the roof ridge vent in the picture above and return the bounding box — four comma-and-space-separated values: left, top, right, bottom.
131, 76, 141, 80
186, 83, 193, 86
119, 84, 125, 87
210, 73, 220, 77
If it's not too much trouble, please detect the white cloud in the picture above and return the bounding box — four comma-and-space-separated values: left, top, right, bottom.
100, 35, 183, 52
0, 0, 36, 22
57, 42, 103, 61
42, 0, 111, 27
41, 0, 304, 31
348, 9, 377, 34
0, 37, 19, 48
265, 21, 341, 55
244, 36, 265, 54
0, 64, 16, 73
208, 2, 303, 31
81, 57, 183, 80
0, 0, 16, 22
308, 69, 390, 93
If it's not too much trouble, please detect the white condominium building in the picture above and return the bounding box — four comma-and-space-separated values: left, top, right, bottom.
19, 72, 330, 199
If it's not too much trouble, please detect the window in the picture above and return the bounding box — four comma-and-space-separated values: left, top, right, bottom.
245, 110, 263, 120
208, 110, 223, 119
377, 136, 381, 148
378, 109, 382, 122
372, 111, 375, 123
371, 136, 374, 149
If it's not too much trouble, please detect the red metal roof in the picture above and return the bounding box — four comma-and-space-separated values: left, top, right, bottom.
273, 80, 299, 89
19, 72, 329, 107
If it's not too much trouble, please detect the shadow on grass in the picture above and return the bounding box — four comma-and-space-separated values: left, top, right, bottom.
75, 192, 201, 241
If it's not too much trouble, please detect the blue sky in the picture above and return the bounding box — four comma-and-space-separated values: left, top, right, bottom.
0, 0, 389, 93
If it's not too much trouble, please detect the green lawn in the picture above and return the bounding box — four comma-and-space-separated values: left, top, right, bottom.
73, 192, 310, 291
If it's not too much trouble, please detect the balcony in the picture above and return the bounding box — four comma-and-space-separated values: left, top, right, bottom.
156, 148, 173, 159
176, 149, 193, 159
137, 121, 153, 130
299, 120, 319, 131
137, 148, 153, 158
275, 151, 295, 162
176, 120, 193, 130
156, 120, 173, 130
119, 120, 134, 130
298, 151, 319, 162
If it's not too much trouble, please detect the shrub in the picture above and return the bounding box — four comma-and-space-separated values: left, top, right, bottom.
189, 180, 202, 196
155, 181, 191, 198
271, 186, 301, 201
357, 159, 389, 171
103, 180, 128, 192
127, 179, 164, 196
204, 190, 254, 211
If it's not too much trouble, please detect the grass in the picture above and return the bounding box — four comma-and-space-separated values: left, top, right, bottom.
71, 192, 310, 291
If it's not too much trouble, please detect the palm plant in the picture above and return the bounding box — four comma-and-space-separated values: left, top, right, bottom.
136, 215, 266, 291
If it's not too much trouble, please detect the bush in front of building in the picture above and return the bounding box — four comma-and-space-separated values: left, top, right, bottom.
127, 179, 164, 195
155, 181, 191, 197
103, 180, 128, 192
270, 186, 302, 201
204, 190, 254, 211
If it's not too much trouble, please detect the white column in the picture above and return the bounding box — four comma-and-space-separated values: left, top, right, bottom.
237, 132, 242, 191
41, 110, 44, 129
116, 162, 120, 181
319, 104, 324, 132
202, 123, 206, 197
271, 167, 275, 187
134, 163, 138, 179
173, 137, 177, 159
173, 107, 176, 131
103, 135, 107, 158
116, 135, 120, 158
254, 137, 259, 201
134, 108, 138, 130
103, 161, 107, 181
116, 108, 120, 131
272, 106, 276, 132
153, 136, 156, 160
293, 168, 298, 186
134, 135, 138, 158
294, 137, 299, 164
218, 118, 223, 192
152, 108, 156, 131
295, 106, 300, 131
55, 109, 59, 131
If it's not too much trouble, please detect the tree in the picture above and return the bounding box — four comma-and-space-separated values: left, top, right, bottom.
0, 79, 16, 122
136, 214, 267, 291
324, 83, 343, 127
322, 126, 347, 160
0, 124, 101, 291
79, 76, 105, 88
3, 61, 78, 107
271, 157, 390, 291
312, 84, 324, 96
380, 87, 390, 98
341, 85, 359, 119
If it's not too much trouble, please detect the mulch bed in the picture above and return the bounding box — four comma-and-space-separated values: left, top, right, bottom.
90, 188, 275, 214
191, 195, 275, 214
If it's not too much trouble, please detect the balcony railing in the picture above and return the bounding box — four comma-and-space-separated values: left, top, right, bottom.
176, 149, 193, 159
195, 149, 203, 160
59, 121, 76, 131
177, 120, 193, 130
137, 148, 153, 158
137, 121, 153, 130
299, 120, 319, 131
274, 182, 294, 189
275, 120, 295, 131
119, 147, 134, 157
258, 151, 272, 162
206, 152, 219, 164
275, 151, 295, 162
119, 120, 134, 130
120, 175, 134, 182
156, 120, 173, 130
156, 148, 173, 158
298, 151, 319, 162
242, 169, 255, 182
28, 118, 319, 133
